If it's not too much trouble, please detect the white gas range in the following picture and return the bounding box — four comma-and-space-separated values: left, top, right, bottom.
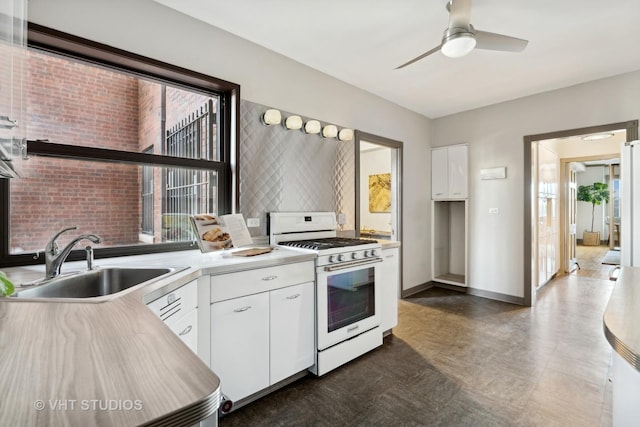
269, 212, 383, 376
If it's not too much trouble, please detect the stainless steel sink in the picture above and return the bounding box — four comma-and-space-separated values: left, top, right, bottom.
12, 267, 181, 299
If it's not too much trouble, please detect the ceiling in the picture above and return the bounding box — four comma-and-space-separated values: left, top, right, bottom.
153, 0, 640, 119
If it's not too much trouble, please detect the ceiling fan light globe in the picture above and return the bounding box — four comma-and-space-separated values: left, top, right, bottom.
442, 33, 476, 58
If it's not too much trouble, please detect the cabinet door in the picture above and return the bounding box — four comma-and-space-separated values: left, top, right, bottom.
269, 282, 315, 384
169, 308, 198, 355
431, 147, 448, 199
448, 145, 468, 199
380, 248, 400, 332
211, 293, 270, 402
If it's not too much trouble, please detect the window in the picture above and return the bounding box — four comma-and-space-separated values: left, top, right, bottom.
0, 24, 239, 267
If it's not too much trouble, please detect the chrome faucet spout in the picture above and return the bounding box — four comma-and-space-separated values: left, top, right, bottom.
44, 227, 102, 279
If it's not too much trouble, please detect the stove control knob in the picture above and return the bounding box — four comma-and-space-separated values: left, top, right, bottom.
371, 249, 380, 257
329, 255, 336, 263
337, 254, 345, 262
363, 250, 370, 258
351, 252, 358, 260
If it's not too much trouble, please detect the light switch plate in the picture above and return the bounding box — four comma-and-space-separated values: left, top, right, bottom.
247, 217, 260, 227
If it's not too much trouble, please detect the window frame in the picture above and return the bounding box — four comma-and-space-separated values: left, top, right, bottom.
0, 23, 240, 267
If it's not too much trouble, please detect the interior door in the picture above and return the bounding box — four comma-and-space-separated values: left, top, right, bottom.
568, 166, 578, 272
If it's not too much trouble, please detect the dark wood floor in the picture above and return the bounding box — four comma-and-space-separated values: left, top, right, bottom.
221, 273, 614, 426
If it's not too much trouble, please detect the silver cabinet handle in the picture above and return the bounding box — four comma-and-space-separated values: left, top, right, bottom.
286, 294, 301, 300
179, 325, 192, 336
385, 254, 394, 259
233, 306, 252, 312
262, 275, 278, 281
166, 293, 177, 304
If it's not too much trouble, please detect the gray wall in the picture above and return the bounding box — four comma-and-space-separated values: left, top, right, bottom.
433, 70, 640, 300
28, 0, 433, 292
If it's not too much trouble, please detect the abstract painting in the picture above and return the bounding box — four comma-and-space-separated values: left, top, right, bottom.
369, 173, 391, 213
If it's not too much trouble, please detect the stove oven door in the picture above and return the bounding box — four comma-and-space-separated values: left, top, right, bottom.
316, 259, 382, 350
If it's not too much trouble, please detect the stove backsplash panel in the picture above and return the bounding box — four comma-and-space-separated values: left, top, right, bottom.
239, 100, 355, 235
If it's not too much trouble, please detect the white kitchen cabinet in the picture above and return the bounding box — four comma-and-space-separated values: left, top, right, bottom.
211, 292, 270, 403
269, 281, 315, 384
0, 0, 26, 177
209, 261, 316, 406
432, 200, 468, 287
431, 147, 449, 199
431, 144, 468, 200
380, 247, 399, 333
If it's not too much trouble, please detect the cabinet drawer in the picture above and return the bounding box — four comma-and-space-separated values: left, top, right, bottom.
169, 308, 198, 354
210, 261, 315, 303
147, 279, 197, 322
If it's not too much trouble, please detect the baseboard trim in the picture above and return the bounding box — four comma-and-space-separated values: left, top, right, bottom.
401, 282, 433, 298
402, 282, 525, 306
433, 282, 468, 292
468, 287, 525, 306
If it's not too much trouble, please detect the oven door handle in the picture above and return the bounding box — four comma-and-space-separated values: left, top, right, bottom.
323, 257, 382, 272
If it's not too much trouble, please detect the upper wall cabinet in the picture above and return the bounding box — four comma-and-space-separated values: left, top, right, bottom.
432, 144, 468, 200
0, 0, 26, 178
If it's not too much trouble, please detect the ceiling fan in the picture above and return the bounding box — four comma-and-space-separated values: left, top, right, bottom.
396, 0, 528, 69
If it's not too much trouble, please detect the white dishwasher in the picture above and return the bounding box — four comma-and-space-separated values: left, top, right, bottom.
147, 279, 198, 354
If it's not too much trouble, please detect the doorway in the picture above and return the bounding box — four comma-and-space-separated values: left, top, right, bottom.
354, 130, 403, 294
523, 120, 638, 306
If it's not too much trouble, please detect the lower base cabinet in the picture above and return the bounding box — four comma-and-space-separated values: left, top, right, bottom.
210, 281, 315, 403
269, 282, 315, 384
380, 247, 399, 332
211, 292, 270, 402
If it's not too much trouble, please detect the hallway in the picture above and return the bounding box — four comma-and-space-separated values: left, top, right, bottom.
221, 273, 614, 426
572, 244, 616, 281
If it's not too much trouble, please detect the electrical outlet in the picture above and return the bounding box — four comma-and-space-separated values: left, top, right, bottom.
489, 208, 499, 214
337, 212, 346, 225
247, 217, 260, 227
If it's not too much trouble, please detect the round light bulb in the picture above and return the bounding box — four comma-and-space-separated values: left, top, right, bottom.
304, 120, 321, 134
284, 115, 303, 130
322, 125, 338, 139
262, 109, 281, 125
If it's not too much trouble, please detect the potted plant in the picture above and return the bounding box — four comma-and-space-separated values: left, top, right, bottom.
0, 271, 15, 297
577, 182, 610, 246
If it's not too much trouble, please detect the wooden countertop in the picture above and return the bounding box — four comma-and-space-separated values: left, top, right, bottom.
0, 247, 315, 426
603, 266, 640, 372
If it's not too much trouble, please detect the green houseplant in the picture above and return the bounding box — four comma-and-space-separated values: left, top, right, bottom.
0, 271, 15, 297
577, 182, 610, 245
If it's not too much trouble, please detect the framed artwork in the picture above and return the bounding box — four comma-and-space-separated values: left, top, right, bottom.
369, 173, 391, 213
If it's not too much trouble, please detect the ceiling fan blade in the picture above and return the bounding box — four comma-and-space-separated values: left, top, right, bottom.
448, 0, 472, 29
395, 45, 441, 69
475, 30, 528, 52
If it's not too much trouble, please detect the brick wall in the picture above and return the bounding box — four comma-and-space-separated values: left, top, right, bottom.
9, 50, 220, 253
10, 51, 141, 252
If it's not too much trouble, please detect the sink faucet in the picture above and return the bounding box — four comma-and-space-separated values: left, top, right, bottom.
45, 227, 102, 279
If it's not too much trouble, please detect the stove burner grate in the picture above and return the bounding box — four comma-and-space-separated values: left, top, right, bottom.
279, 237, 377, 251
